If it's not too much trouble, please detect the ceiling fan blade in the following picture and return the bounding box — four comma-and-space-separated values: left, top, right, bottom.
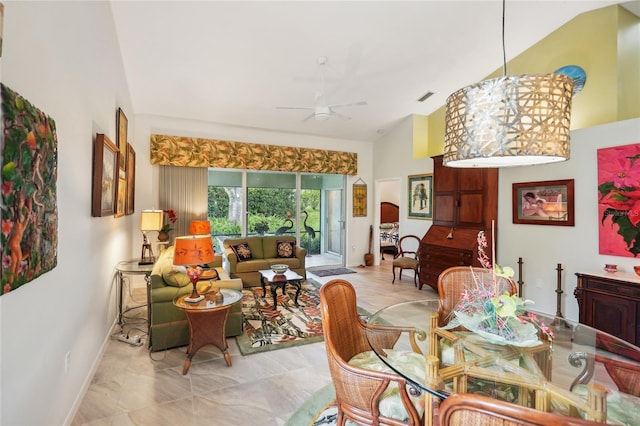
276, 106, 314, 110
301, 112, 316, 122
328, 101, 368, 109
330, 109, 352, 120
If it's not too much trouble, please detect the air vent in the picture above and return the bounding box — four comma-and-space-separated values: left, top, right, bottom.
417, 91, 434, 102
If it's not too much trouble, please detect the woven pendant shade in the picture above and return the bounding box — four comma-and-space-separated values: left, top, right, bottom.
443, 73, 574, 168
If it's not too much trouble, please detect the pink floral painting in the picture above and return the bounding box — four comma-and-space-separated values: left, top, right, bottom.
597, 143, 640, 257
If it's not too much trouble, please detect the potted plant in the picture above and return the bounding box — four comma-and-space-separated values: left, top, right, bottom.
254, 221, 269, 236
158, 209, 177, 242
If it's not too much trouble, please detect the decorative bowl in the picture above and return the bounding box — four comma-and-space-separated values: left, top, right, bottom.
634, 266, 640, 278
271, 264, 289, 275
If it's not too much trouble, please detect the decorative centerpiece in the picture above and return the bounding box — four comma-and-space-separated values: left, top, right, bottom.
442, 230, 554, 347
270, 264, 289, 275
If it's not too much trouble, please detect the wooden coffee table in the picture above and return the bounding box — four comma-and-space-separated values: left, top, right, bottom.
173, 288, 242, 374
259, 269, 303, 311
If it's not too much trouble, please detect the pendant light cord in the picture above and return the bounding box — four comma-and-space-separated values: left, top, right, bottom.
502, 0, 507, 76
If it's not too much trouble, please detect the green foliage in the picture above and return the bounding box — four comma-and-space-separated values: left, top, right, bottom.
207, 185, 322, 252
300, 233, 320, 254
247, 188, 295, 216
301, 189, 320, 211
208, 186, 229, 218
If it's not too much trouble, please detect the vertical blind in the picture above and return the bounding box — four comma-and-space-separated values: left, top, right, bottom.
159, 165, 208, 238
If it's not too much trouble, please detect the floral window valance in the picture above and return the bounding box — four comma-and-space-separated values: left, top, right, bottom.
150, 134, 358, 175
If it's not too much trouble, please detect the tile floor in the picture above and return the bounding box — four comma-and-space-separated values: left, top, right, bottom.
71, 260, 437, 426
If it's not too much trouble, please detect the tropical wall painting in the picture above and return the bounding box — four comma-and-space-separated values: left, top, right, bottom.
1, 84, 59, 294
597, 142, 640, 257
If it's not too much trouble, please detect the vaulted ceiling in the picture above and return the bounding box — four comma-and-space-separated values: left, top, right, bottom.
111, 1, 633, 142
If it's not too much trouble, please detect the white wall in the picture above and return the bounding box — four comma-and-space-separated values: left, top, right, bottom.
1, 2, 134, 425
372, 115, 640, 316
498, 118, 640, 321
379, 180, 400, 206
372, 116, 433, 263
132, 115, 375, 269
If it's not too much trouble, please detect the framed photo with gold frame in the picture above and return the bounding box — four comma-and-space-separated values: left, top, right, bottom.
115, 177, 126, 218
125, 143, 135, 215
408, 174, 433, 219
91, 133, 118, 217
116, 107, 127, 171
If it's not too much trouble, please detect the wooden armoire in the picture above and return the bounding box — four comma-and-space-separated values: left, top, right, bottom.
419, 155, 498, 291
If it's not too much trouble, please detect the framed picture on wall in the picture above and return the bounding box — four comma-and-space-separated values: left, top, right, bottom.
115, 177, 126, 218
116, 107, 127, 171
512, 179, 575, 226
91, 133, 119, 217
125, 143, 135, 215
408, 174, 433, 219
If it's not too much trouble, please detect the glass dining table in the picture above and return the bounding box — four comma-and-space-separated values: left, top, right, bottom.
365, 299, 640, 426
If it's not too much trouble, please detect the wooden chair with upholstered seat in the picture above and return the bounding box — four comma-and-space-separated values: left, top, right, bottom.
392, 235, 421, 287
437, 393, 601, 426
319, 279, 424, 426
436, 266, 517, 327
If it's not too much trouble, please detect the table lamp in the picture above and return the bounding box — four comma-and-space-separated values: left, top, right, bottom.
139, 210, 163, 265
189, 220, 211, 235
173, 235, 215, 303
189, 219, 218, 280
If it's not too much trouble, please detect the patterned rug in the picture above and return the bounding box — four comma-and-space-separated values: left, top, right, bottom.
310, 268, 356, 277
236, 279, 370, 356
236, 279, 325, 355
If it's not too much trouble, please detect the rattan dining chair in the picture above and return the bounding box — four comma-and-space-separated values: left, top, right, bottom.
438, 393, 601, 426
392, 235, 421, 287
436, 266, 517, 327
319, 279, 424, 426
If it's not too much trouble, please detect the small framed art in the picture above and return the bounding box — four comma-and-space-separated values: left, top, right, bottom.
125, 143, 135, 215
115, 178, 126, 218
91, 133, 118, 217
116, 107, 127, 171
512, 179, 575, 226
408, 174, 433, 219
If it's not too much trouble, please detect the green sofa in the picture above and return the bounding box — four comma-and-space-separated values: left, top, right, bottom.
222, 235, 307, 288
148, 246, 243, 352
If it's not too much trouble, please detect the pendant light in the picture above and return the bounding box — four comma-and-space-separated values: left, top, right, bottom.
443, 0, 575, 168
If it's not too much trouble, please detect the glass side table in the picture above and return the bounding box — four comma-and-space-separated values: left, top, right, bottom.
115, 260, 154, 331
174, 288, 243, 374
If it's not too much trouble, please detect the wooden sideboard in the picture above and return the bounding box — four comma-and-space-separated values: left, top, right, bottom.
574, 272, 640, 346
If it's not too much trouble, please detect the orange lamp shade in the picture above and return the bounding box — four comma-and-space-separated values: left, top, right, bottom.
173, 235, 215, 266
189, 220, 211, 235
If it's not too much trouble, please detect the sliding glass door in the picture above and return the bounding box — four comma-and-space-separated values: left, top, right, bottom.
208, 169, 345, 268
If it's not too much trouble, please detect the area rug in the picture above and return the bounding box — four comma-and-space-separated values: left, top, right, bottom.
310, 268, 357, 277
236, 279, 370, 356
286, 383, 337, 426
236, 279, 325, 355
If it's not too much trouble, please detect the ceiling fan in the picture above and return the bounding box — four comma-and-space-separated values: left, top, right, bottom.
277, 56, 368, 122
